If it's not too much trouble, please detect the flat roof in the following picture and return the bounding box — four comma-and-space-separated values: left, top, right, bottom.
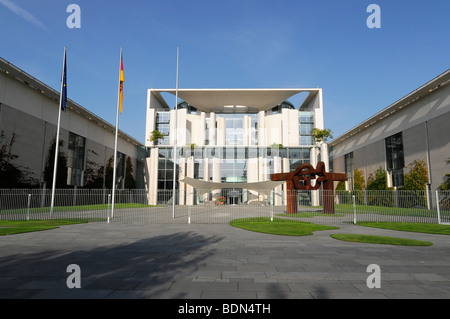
329, 69, 450, 146
0, 57, 143, 146
149, 88, 321, 113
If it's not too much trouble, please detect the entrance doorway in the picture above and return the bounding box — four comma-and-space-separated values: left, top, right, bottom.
222, 188, 243, 205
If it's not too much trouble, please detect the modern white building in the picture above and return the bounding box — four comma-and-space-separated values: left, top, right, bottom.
330, 69, 450, 192
145, 88, 328, 205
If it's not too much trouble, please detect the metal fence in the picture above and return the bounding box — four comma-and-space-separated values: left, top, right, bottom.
0, 188, 449, 225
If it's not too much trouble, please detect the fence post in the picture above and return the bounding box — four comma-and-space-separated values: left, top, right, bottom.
271, 191, 274, 221
107, 193, 111, 223
436, 191, 441, 224
188, 205, 191, 224
27, 193, 31, 221
352, 195, 357, 225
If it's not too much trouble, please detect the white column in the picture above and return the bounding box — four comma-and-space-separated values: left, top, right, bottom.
203, 159, 210, 201
199, 112, 206, 146
274, 156, 282, 205
178, 157, 185, 205
209, 112, 216, 146
310, 146, 319, 206
147, 147, 159, 205
212, 157, 221, 201
186, 156, 194, 205
258, 111, 265, 146
217, 117, 225, 146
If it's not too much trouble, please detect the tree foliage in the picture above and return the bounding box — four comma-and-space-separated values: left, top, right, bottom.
353, 169, 366, 190
367, 167, 388, 190
402, 160, 428, 190
0, 131, 38, 188
148, 130, 165, 146
311, 128, 333, 143
439, 158, 450, 190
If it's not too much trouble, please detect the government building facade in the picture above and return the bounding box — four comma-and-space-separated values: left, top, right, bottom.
145, 88, 328, 206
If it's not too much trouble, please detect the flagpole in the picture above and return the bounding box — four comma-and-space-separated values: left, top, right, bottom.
172, 46, 179, 219
111, 47, 123, 220
50, 46, 66, 217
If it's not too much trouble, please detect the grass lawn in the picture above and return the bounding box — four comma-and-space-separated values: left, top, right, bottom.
330, 234, 433, 246
229, 217, 339, 236
0, 219, 97, 236
356, 222, 450, 235
335, 203, 449, 217
277, 212, 345, 218
0, 203, 163, 215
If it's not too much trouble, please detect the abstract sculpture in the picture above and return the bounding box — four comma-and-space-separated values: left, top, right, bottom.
270, 162, 347, 214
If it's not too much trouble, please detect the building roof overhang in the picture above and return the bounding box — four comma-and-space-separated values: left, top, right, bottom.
149, 88, 321, 113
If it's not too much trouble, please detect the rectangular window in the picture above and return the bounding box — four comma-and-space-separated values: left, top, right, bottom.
344, 152, 353, 190
299, 111, 314, 146
156, 112, 170, 145
67, 132, 86, 187
385, 132, 405, 187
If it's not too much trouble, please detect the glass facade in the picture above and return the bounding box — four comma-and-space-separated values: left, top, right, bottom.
155, 111, 170, 145
156, 146, 310, 190
67, 132, 86, 187
344, 152, 354, 190
299, 111, 314, 146
150, 100, 316, 203
385, 132, 405, 187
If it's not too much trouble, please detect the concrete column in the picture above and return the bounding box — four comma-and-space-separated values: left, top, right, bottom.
247, 157, 259, 204
320, 142, 329, 170
200, 112, 206, 146
258, 110, 265, 146
212, 157, 221, 201
178, 157, 185, 205
310, 146, 320, 206
186, 156, 194, 205
203, 159, 210, 202
147, 147, 159, 205
283, 158, 290, 205
209, 112, 216, 146
274, 155, 282, 206
217, 117, 225, 146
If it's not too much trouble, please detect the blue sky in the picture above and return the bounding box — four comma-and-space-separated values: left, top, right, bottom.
1, 0, 449, 144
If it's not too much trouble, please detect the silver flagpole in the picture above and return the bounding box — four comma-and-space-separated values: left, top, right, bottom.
172, 46, 179, 219
50, 46, 66, 217
111, 47, 123, 220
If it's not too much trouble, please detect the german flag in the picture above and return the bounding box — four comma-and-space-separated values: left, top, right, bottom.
119, 52, 124, 113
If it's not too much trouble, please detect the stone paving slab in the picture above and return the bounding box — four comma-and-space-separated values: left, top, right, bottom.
0, 221, 450, 301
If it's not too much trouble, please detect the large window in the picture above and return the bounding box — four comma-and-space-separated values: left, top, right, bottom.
344, 152, 354, 190
385, 132, 404, 187
67, 132, 86, 187
299, 111, 314, 145
156, 112, 170, 145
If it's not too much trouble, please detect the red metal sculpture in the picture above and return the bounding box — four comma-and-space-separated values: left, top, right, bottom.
270, 162, 347, 214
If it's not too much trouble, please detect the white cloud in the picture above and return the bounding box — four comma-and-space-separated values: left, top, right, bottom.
0, 0, 47, 30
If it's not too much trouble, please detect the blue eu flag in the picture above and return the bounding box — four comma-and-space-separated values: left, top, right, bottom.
61, 50, 67, 112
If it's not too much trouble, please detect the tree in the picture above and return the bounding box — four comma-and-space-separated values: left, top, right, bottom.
439, 158, 450, 190
353, 169, 366, 190
367, 167, 388, 190
403, 160, 428, 190
44, 137, 68, 189
311, 128, 333, 143
124, 157, 136, 189
148, 130, 165, 146
0, 131, 38, 188
83, 149, 105, 189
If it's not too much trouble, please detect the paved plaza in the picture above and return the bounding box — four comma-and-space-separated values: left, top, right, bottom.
1, 218, 450, 300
